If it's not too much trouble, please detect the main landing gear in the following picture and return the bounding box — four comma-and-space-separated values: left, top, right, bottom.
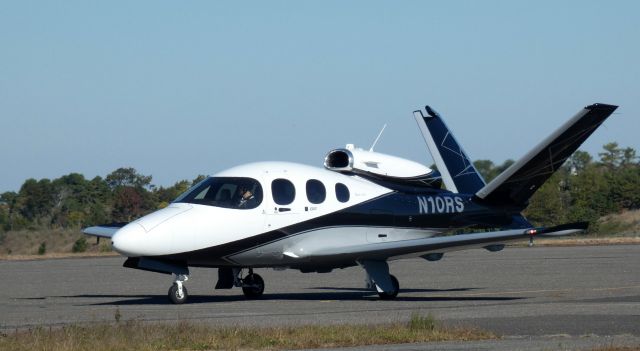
166, 269, 265, 304
376, 274, 400, 300
240, 269, 265, 299
360, 260, 400, 300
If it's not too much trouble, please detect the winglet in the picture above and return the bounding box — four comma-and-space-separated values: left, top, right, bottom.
414, 106, 486, 193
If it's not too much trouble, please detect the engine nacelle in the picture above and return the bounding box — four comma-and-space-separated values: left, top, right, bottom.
324, 145, 441, 188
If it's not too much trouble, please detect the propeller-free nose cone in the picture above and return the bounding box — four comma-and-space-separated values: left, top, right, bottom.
111, 223, 146, 257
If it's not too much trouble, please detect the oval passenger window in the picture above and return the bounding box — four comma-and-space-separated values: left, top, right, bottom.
271, 179, 296, 205
335, 183, 350, 203
306, 179, 326, 204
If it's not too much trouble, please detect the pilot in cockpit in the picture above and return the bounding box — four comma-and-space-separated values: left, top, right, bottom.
237, 186, 256, 208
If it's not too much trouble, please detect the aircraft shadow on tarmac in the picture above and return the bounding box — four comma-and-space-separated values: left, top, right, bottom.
53, 287, 525, 306
310, 287, 481, 293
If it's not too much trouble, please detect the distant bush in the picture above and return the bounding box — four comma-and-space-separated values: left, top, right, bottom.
38, 242, 46, 255
99, 242, 112, 252
72, 237, 87, 253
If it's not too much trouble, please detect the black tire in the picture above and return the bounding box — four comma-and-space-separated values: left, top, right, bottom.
242, 273, 265, 298
168, 284, 188, 304
377, 274, 399, 300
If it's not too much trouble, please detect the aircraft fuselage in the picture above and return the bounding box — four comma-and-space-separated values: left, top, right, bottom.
112, 162, 519, 271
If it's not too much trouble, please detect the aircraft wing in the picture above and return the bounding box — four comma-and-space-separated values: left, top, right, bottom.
308, 223, 586, 261
82, 223, 128, 239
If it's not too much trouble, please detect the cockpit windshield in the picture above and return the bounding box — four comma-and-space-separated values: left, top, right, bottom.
173, 177, 263, 209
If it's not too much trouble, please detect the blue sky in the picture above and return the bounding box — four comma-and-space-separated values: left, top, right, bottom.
1, 1, 638, 192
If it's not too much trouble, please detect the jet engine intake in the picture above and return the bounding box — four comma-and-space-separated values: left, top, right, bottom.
324, 148, 354, 171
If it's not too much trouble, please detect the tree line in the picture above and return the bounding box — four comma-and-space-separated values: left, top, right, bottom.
0, 142, 639, 234
523, 142, 640, 229
0, 167, 205, 232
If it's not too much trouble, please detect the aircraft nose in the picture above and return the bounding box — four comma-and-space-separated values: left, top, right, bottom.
111, 223, 146, 257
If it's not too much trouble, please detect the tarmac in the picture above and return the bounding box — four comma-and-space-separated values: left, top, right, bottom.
1, 244, 639, 349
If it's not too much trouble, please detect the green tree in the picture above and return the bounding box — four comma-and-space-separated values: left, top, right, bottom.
0, 203, 8, 233
50, 173, 90, 228
111, 187, 144, 222
599, 142, 622, 169
38, 242, 46, 255
473, 160, 495, 182
104, 168, 156, 222
621, 147, 638, 168
565, 163, 613, 226
607, 166, 640, 210
72, 237, 88, 253
106, 167, 153, 189
0, 191, 26, 231
154, 180, 191, 208
568, 150, 592, 173
524, 171, 567, 226
17, 178, 56, 225
84, 176, 113, 226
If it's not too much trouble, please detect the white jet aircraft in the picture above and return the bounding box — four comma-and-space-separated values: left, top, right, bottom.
84, 103, 617, 304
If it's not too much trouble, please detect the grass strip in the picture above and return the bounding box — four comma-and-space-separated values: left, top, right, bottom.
0, 314, 494, 351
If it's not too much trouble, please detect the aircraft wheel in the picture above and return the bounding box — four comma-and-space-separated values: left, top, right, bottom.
242, 273, 265, 299
168, 283, 188, 304
377, 274, 399, 300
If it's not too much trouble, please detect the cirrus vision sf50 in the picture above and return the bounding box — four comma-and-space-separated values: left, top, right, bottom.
84, 103, 617, 304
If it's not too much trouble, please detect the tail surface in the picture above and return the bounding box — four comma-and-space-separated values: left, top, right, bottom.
413, 106, 486, 194
475, 103, 618, 207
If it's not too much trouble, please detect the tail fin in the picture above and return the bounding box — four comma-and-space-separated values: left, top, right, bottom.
475, 103, 618, 207
413, 106, 486, 194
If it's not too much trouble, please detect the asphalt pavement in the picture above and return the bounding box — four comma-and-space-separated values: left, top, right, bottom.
1, 245, 639, 349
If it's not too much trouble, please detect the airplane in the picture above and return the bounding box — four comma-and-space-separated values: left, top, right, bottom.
84, 102, 617, 304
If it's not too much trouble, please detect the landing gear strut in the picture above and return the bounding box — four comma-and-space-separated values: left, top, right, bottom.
168, 274, 189, 304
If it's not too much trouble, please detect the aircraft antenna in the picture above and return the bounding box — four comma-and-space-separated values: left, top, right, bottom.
369, 124, 387, 151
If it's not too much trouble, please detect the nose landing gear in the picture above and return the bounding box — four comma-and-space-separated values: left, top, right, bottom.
167, 268, 265, 304
168, 274, 189, 304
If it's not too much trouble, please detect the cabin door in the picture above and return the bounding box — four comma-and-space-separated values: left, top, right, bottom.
263, 175, 302, 232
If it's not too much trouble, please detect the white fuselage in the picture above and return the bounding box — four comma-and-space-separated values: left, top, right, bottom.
111, 161, 442, 266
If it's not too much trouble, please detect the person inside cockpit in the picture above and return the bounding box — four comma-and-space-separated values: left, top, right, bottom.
237, 185, 256, 208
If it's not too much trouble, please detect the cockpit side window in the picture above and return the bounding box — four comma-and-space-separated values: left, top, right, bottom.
174, 177, 263, 209
271, 178, 296, 205
335, 182, 350, 203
